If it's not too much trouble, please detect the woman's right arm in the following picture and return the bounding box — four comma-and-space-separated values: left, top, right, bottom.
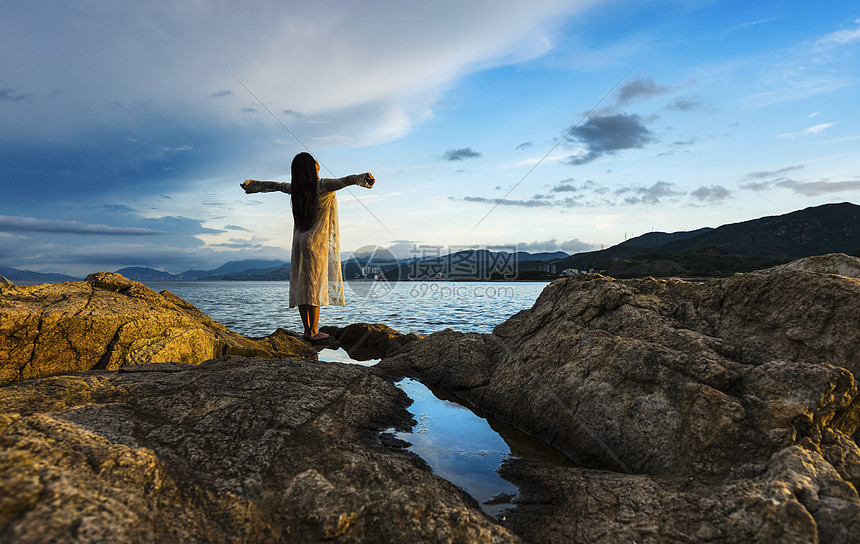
240, 180, 292, 194
317, 173, 375, 192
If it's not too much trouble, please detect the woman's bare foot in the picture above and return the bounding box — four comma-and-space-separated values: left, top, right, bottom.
308, 331, 330, 342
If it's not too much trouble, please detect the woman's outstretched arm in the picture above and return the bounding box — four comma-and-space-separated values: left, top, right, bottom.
317, 173, 375, 192
240, 180, 292, 194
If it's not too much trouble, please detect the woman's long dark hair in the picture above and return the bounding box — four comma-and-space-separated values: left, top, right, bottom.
290, 152, 319, 231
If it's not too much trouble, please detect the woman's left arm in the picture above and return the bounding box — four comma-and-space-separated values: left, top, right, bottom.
318, 173, 375, 192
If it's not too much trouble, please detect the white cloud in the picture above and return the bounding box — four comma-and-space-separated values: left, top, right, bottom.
743, 19, 860, 109
487, 238, 599, 253
728, 18, 779, 32
0, 1, 603, 146
508, 154, 570, 168
744, 165, 805, 179
813, 23, 860, 51
778, 122, 837, 139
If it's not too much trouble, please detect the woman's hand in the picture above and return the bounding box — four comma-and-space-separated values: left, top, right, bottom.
364, 173, 375, 188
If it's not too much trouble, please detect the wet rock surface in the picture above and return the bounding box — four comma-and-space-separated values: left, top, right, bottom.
321, 322, 423, 360
380, 254, 860, 542
0, 272, 316, 386
0, 356, 519, 543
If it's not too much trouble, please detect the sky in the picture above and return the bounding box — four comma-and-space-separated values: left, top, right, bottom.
2, 0, 859, 276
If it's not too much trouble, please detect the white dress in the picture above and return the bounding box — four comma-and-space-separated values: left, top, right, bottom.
243, 174, 369, 307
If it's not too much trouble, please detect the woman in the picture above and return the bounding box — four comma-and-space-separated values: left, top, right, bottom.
241, 152, 375, 341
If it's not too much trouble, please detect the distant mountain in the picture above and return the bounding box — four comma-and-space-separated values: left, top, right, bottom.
115, 267, 176, 281
0, 266, 79, 283
113, 260, 289, 281
617, 228, 714, 250
178, 260, 287, 280
381, 248, 570, 280
220, 265, 290, 281
556, 202, 860, 277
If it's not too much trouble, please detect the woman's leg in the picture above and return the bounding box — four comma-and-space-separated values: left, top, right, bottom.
308, 305, 329, 340
298, 305, 312, 338
298, 304, 328, 341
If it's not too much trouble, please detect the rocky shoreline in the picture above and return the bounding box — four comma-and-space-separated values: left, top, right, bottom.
2, 254, 860, 542
0, 272, 317, 386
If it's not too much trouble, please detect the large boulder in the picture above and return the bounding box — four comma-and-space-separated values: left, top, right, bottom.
321, 322, 424, 360
379, 254, 860, 542
0, 273, 315, 385
0, 356, 519, 543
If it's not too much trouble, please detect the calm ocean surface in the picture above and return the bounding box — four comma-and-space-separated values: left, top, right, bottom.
142, 280, 550, 337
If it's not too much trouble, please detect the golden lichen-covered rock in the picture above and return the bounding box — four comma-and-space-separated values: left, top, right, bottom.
0, 272, 315, 385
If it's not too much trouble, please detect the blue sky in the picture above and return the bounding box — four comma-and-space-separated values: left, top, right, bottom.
2, 0, 859, 275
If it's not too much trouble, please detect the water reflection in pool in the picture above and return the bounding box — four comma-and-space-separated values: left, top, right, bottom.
393, 378, 518, 517
318, 346, 573, 518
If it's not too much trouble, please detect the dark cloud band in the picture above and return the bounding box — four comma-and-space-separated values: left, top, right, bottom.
0, 215, 165, 236
444, 147, 482, 161
566, 114, 653, 165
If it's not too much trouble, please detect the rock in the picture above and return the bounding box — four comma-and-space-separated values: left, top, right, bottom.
0, 272, 316, 386
499, 444, 860, 544
766, 252, 860, 278
0, 356, 520, 543
321, 322, 423, 360
484, 492, 516, 505
0, 276, 12, 285
379, 254, 860, 542
250, 327, 312, 354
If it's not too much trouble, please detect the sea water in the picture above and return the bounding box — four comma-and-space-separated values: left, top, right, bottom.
143, 280, 548, 337
143, 279, 558, 516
